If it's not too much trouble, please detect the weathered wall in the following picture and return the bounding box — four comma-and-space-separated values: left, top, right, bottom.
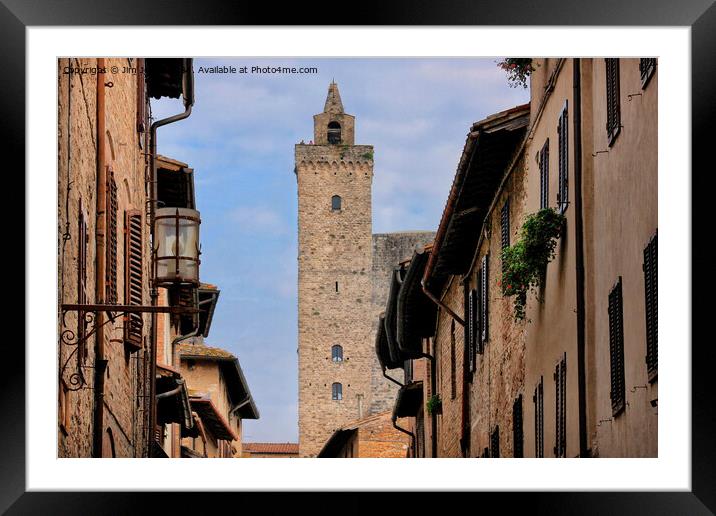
296, 142, 375, 457
58, 57, 150, 457
587, 58, 658, 457
369, 231, 435, 415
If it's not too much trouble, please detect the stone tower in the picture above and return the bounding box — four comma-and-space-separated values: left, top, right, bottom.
295, 82, 375, 457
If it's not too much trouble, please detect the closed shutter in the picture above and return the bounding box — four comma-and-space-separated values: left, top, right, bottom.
476, 270, 483, 355
639, 58, 656, 88
106, 168, 118, 304
136, 58, 147, 133
554, 353, 567, 457
513, 395, 524, 458
124, 210, 144, 351
533, 377, 544, 458
501, 199, 510, 251
480, 255, 489, 344
609, 277, 626, 416
605, 58, 621, 144
643, 232, 658, 381
466, 285, 476, 372
540, 140, 549, 209
558, 103, 568, 213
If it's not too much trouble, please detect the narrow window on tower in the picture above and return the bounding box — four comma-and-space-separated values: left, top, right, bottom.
332, 345, 343, 363
335, 281, 339, 293
327, 121, 341, 144
332, 382, 343, 400
331, 195, 342, 211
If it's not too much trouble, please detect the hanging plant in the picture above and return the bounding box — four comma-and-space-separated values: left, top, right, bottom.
500, 208, 566, 320
496, 58, 535, 89
426, 394, 442, 416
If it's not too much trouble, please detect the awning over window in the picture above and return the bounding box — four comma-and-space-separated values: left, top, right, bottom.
392, 381, 424, 420
189, 397, 239, 442
155, 364, 193, 432
375, 314, 403, 371
383, 267, 407, 366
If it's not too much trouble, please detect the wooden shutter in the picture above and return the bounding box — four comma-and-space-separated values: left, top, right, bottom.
476, 270, 483, 355
533, 377, 544, 458
605, 58, 621, 144
608, 277, 626, 416
136, 58, 147, 133
501, 199, 510, 250
558, 102, 568, 213
554, 353, 567, 457
643, 232, 658, 381
480, 255, 489, 344
450, 320, 456, 399
639, 58, 656, 88
124, 210, 144, 351
465, 283, 476, 373
540, 140, 549, 210
513, 395, 524, 458
106, 168, 118, 304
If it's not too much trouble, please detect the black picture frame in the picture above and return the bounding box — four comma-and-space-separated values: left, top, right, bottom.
7, 0, 713, 513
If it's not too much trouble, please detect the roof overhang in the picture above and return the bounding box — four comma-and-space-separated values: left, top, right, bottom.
189, 397, 239, 442
317, 428, 358, 458
376, 314, 403, 371
424, 104, 530, 289
397, 249, 438, 358
197, 284, 220, 338
383, 267, 407, 366
392, 381, 424, 420
155, 364, 194, 431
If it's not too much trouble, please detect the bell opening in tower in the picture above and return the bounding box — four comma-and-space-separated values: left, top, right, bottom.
327, 121, 341, 144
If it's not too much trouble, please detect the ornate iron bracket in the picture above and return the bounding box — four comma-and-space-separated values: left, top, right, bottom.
59, 303, 199, 391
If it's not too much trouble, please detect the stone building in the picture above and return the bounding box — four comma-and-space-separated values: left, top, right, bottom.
295, 83, 434, 457
317, 411, 411, 458
57, 57, 152, 457
376, 58, 658, 459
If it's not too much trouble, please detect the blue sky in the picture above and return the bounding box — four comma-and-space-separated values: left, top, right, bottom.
151, 58, 528, 443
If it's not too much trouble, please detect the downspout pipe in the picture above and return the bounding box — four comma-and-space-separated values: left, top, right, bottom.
92, 58, 107, 458
168, 326, 199, 458
420, 279, 465, 327
147, 59, 195, 456
392, 416, 416, 458
382, 367, 404, 388
573, 58, 589, 457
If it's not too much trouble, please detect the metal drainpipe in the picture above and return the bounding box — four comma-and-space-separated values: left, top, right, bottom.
382, 368, 403, 388
573, 58, 589, 457
421, 279, 465, 327
168, 326, 199, 458
92, 58, 107, 458
392, 417, 416, 458
147, 65, 195, 456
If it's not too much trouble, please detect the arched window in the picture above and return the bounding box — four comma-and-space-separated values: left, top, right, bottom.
332, 345, 343, 362
332, 382, 343, 400
331, 195, 342, 211
327, 121, 341, 144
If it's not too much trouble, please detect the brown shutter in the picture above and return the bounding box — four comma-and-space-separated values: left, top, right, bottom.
476, 269, 483, 355
464, 281, 476, 373
136, 58, 147, 133
534, 376, 544, 457
540, 140, 549, 209
554, 353, 567, 457
481, 254, 489, 344
643, 232, 658, 380
558, 102, 568, 213
106, 168, 118, 304
124, 210, 144, 351
609, 277, 626, 416
605, 59, 621, 144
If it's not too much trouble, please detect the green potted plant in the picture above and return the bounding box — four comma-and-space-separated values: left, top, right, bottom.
426, 394, 442, 416
500, 207, 566, 320
496, 58, 535, 89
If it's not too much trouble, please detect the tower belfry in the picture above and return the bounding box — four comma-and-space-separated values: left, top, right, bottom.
294, 83, 374, 457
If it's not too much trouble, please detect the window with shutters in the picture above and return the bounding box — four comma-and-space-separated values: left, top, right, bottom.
554, 353, 567, 457
513, 394, 523, 457
605, 58, 621, 145
609, 277, 626, 416
490, 426, 500, 458
332, 382, 343, 400
465, 282, 477, 372
643, 232, 658, 382
539, 140, 549, 210
501, 199, 510, 252
639, 58, 656, 89
450, 319, 456, 400
106, 168, 118, 304
480, 254, 489, 345
476, 270, 484, 355
557, 102, 569, 214
124, 210, 144, 351
77, 202, 89, 363
533, 376, 544, 457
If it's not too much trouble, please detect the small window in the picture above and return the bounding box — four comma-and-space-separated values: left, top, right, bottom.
331, 195, 342, 211
327, 121, 341, 144
332, 345, 343, 362
605, 58, 621, 145
557, 102, 569, 214
609, 277, 626, 416
332, 382, 343, 400
539, 139, 549, 209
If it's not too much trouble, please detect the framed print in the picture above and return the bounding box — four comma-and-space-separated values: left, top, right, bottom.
7, 0, 714, 513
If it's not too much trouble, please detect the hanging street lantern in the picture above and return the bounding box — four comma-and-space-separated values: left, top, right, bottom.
154, 207, 201, 286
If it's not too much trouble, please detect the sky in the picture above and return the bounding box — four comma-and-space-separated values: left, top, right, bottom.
151, 58, 528, 443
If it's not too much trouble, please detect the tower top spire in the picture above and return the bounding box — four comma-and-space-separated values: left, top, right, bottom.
323, 81, 344, 114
